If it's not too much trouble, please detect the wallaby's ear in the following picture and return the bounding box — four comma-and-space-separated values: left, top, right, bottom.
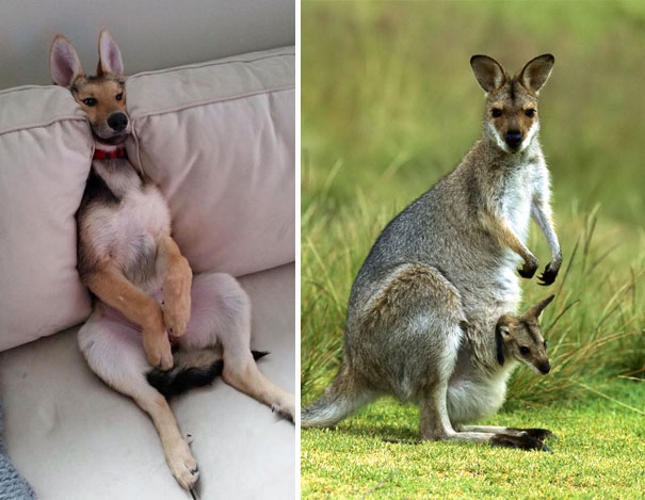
522, 295, 555, 322
517, 54, 554, 94
97, 29, 124, 77
470, 55, 507, 94
50, 35, 84, 87
495, 316, 513, 366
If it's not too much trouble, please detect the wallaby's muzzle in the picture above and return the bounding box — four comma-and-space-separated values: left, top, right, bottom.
505, 130, 523, 151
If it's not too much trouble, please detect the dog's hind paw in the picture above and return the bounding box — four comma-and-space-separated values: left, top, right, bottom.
271, 398, 295, 424
167, 439, 199, 490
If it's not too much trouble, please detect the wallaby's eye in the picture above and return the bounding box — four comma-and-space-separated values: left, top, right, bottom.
520, 346, 530, 356
491, 108, 502, 118
82, 97, 97, 107
115, 93, 123, 101
543, 340, 548, 350
525, 108, 536, 118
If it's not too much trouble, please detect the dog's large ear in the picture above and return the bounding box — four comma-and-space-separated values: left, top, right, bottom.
97, 29, 124, 77
50, 35, 84, 87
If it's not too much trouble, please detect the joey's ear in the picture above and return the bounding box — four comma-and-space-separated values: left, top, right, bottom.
470, 55, 507, 94
517, 54, 554, 94
50, 35, 84, 87
495, 318, 512, 366
522, 294, 555, 322
97, 29, 124, 77
495, 326, 507, 366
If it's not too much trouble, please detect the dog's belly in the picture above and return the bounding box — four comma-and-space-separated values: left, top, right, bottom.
90, 185, 171, 291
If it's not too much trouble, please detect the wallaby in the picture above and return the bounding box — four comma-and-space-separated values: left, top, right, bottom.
301, 55, 561, 450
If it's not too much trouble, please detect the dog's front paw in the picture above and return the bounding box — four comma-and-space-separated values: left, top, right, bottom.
163, 268, 192, 337
167, 439, 199, 490
163, 299, 190, 338
143, 331, 173, 370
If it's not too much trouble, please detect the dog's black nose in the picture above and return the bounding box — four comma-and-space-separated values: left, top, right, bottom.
108, 112, 128, 132
505, 131, 523, 150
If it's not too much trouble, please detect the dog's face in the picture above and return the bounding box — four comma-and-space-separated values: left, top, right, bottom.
50, 30, 131, 145
71, 75, 130, 145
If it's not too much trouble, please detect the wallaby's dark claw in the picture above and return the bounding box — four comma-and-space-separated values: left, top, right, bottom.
518, 265, 537, 279
537, 264, 558, 286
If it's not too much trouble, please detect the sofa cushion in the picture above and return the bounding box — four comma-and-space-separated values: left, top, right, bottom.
0, 47, 295, 351
127, 47, 295, 276
0, 85, 93, 352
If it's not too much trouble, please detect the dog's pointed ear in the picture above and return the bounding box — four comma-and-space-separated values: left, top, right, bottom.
97, 29, 124, 77
50, 35, 84, 87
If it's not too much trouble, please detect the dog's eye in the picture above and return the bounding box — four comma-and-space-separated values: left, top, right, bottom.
115, 93, 123, 101
520, 346, 530, 356
525, 108, 536, 118
491, 108, 502, 118
82, 97, 97, 107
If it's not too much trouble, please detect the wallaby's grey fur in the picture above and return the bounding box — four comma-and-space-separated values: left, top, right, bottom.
301, 54, 561, 451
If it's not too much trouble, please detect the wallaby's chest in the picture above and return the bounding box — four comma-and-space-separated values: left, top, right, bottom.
499, 164, 536, 242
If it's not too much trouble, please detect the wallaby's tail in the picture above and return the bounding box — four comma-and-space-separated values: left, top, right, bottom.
147, 348, 268, 399
301, 367, 374, 428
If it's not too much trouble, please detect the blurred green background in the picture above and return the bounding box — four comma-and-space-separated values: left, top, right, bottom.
303, 0, 645, 221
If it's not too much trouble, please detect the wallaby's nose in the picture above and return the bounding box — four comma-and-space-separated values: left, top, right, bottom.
108, 112, 128, 132
505, 130, 523, 150
538, 361, 551, 375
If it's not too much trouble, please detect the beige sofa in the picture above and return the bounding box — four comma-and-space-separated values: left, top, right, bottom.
0, 43, 295, 499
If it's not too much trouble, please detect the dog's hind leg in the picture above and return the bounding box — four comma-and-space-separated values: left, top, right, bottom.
78, 308, 199, 490
176, 272, 295, 422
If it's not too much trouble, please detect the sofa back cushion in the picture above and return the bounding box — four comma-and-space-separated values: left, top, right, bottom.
0, 47, 294, 351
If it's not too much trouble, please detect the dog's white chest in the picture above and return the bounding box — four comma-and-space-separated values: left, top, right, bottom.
85, 166, 171, 289
117, 185, 171, 244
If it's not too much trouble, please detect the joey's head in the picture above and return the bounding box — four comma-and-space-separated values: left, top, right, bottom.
470, 54, 554, 154
50, 30, 131, 146
496, 295, 555, 375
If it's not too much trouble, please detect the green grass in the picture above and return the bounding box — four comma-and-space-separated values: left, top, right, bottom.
301, 379, 645, 499
301, 1, 645, 498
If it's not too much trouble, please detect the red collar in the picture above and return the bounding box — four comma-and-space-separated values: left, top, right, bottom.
93, 146, 127, 160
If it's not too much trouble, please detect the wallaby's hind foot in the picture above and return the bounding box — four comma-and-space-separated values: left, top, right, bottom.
506, 427, 555, 441
490, 432, 552, 452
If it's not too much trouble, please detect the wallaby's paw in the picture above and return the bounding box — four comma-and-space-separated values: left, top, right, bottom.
167, 439, 199, 490
517, 256, 539, 279
143, 332, 173, 370
538, 262, 559, 286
